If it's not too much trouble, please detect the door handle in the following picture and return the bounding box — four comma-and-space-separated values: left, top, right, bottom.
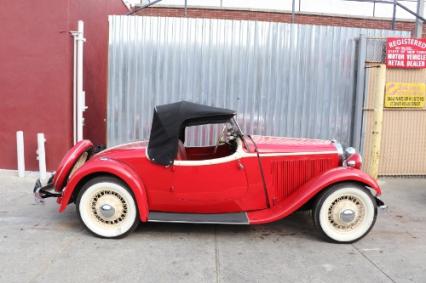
237, 160, 245, 170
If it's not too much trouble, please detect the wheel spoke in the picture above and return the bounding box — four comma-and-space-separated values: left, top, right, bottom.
91, 190, 128, 225
328, 194, 365, 231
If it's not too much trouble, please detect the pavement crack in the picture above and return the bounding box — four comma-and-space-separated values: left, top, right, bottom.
214, 226, 220, 283
352, 244, 395, 283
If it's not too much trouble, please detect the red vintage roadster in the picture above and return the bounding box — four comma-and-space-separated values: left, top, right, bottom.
34, 101, 384, 242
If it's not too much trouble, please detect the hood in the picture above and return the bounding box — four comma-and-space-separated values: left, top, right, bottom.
250, 135, 337, 153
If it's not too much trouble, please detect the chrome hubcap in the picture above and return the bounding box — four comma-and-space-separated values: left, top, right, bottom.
340, 209, 355, 223
100, 204, 115, 219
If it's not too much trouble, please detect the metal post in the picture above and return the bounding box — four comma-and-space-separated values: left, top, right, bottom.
373, 1, 376, 17
292, 0, 296, 23
71, 21, 86, 144
367, 64, 386, 180
392, 0, 397, 30
72, 30, 77, 144
352, 34, 367, 151
76, 21, 85, 142
360, 67, 370, 156
415, 0, 424, 38
16, 131, 25, 177
37, 133, 47, 183
184, 0, 187, 16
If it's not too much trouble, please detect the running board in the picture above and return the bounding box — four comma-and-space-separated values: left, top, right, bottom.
148, 212, 249, 225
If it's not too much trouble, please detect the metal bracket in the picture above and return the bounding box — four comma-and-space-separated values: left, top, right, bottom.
70, 31, 86, 42
33, 177, 61, 204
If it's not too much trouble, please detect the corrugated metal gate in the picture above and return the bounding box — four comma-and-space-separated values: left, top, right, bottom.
107, 16, 407, 147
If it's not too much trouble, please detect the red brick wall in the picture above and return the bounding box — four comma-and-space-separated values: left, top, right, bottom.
135, 7, 426, 37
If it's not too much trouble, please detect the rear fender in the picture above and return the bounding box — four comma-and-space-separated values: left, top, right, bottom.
58, 157, 149, 221
248, 167, 381, 224
53, 140, 93, 192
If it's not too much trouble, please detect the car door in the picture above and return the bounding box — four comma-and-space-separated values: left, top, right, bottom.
171, 151, 249, 213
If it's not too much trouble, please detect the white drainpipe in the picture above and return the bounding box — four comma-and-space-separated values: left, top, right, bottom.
37, 133, 47, 183
16, 131, 25, 177
71, 20, 87, 144
72, 25, 77, 144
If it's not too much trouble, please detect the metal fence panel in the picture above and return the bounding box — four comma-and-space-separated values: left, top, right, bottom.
366, 38, 388, 63
107, 16, 408, 147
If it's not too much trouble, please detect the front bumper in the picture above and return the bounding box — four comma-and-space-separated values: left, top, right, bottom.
375, 197, 387, 209
33, 175, 61, 201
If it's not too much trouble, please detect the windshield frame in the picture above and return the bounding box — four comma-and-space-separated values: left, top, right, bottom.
230, 117, 250, 150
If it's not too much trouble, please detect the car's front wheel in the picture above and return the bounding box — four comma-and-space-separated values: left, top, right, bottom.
76, 176, 139, 238
313, 183, 377, 243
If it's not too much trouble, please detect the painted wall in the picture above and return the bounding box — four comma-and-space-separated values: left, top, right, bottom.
0, 0, 127, 171
68, 0, 128, 152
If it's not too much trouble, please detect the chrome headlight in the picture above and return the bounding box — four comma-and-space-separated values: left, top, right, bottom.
344, 147, 356, 158
344, 147, 362, 169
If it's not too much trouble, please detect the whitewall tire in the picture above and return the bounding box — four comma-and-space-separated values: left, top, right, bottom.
76, 176, 139, 238
313, 183, 377, 243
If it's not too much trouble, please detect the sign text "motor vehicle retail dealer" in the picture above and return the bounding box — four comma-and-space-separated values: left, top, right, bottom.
386, 38, 426, 69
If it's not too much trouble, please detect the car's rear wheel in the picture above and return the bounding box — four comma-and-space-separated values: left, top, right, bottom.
76, 176, 139, 238
313, 183, 377, 243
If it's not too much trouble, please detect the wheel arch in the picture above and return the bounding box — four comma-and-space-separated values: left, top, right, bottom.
303, 180, 378, 210
71, 172, 123, 204
248, 167, 381, 224
300, 167, 381, 207
58, 159, 149, 222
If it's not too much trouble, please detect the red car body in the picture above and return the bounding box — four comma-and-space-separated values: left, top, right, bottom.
35, 101, 382, 241
53, 136, 380, 225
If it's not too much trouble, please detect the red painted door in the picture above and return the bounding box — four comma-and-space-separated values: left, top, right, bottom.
171, 158, 249, 213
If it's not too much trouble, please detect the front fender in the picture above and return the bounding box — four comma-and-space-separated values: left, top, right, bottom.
300, 167, 381, 196
248, 167, 381, 224
58, 157, 149, 222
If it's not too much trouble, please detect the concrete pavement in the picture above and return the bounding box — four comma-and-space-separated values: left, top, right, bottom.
0, 172, 425, 283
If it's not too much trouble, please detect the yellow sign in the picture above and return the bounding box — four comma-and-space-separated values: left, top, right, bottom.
385, 82, 426, 108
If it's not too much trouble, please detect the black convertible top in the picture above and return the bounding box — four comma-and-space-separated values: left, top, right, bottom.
147, 101, 236, 165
